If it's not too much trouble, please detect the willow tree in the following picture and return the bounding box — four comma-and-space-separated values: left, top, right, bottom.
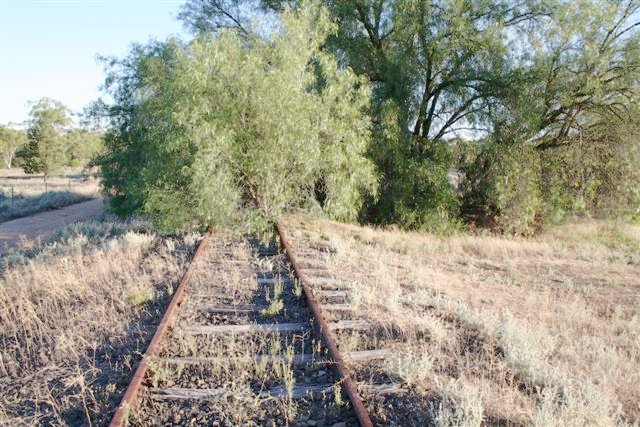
179, 0, 640, 231
179, 0, 551, 230
95, 2, 377, 232
484, 0, 640, 227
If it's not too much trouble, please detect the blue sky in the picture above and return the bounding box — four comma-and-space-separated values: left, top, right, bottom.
0, 0, 188, 125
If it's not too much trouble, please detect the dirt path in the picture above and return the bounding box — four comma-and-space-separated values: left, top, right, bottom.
0, 198, 106, 256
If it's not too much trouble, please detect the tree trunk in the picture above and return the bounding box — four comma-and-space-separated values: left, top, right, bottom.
2, 152, 13, 169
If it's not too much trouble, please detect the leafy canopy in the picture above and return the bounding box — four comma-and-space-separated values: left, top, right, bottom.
177, 0, 556, 230
0, 125, 27, 169
148, 0, 640, 232
95, 2, 377, 232
24, 98, 71, 176
65, 129, 103, 167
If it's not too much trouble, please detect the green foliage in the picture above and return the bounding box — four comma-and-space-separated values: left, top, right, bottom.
1, 122, 100, 170
125, 289, 154, 306
524, 0, 640, 150
24, 98, 71, 177
0, 125, 27, 169
65, 129, 104, 168
376, 134, 461, 233
96, 2, 377, 232
494, 0, 640, 227
539, 111, 640, 224
260, 299, 284, 317
317, 0, 535, 231
178, 0, 266, 35
460, 0, 640, 231
464, 112, 640, 233
363, 94, 462, 232
459, 139, 543, 234
178, 0, 544, 231
491, 144, 543, 235
137, 0, 640, 232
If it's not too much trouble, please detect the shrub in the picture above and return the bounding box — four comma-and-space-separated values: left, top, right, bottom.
539, 122, 640, 224
460, 107, 640, 232
125, 288, 154, 306
491, 144, 543, 235
95, 2, 377, 233
463, 140, 543, 235
497, 313, 556, 386
368, 109, 461, 233
385, 352, 434, 386
433, 379, 484, 427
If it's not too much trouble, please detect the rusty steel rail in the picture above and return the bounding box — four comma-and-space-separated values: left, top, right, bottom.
276, 220, 374, 427
110, 229, 212, 427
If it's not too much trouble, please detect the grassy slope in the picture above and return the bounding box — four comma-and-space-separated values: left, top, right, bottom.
287, 216, 640, 425
0, 218, 200, 425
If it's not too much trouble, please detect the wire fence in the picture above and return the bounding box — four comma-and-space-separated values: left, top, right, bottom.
0, 174, 99, 206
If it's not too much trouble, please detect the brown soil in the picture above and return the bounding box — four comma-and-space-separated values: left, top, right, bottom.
0, 198, 105, 255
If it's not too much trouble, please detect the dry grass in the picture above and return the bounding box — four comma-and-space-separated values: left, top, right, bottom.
0, 217, 197, 425
286, 216, 640, 425
131, 236, 350, 425
0, 167, 99, 196
0, 168, 100, 221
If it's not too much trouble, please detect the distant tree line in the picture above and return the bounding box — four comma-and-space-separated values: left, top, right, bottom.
95, 0, 640, 234
0, 98, 104, 176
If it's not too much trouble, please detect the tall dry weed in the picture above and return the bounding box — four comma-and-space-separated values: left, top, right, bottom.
286, 215, 640, 425
0, 218, 195, 425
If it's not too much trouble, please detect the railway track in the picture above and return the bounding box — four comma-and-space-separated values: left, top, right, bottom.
109, 222, 399, 426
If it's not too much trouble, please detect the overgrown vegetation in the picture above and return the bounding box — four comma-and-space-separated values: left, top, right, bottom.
94, 3, 377, 233
286, 216, 640, 424
157, 0, 639, 233
0, 217, 196, 425
4, 2, 637, 233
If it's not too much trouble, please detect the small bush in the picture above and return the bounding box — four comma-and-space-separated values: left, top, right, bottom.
433, 379, 484, 427
385, 352, 433, 385
533, 378, 625, 426
415, 314, 450, 345
497, 313, 556, 386
125, 288, 154, 306
260, 299, 284, 317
